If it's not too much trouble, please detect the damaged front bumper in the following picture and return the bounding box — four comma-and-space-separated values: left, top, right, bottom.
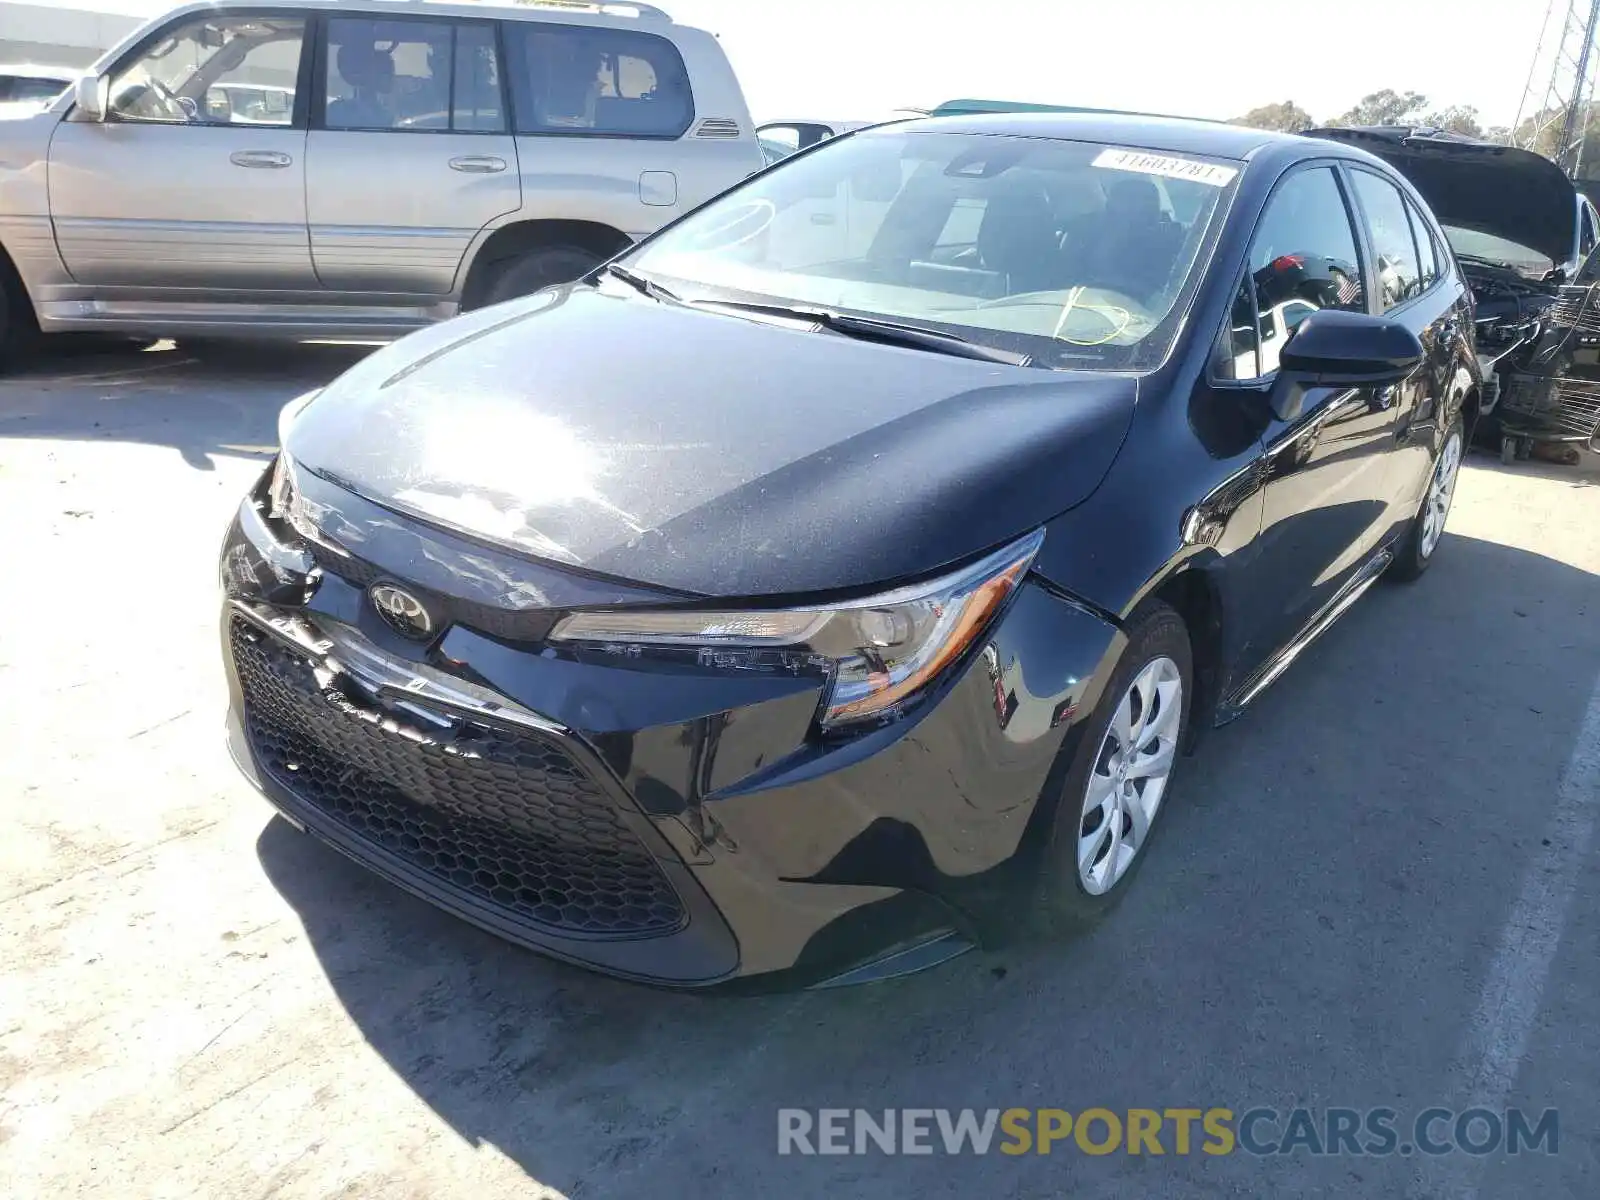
218, 463, 1121, 989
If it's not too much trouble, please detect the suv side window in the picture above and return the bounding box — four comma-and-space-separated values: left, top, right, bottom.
504, 22, 693, 138
1404, 197, 1440, 289
1350, 170, 1422, 309
107, 16, 305, 126
1216, 166, 1366, 382
324, 17, 505, 133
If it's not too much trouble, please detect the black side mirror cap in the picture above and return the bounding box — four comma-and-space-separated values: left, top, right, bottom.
1270, 309, 1424, 421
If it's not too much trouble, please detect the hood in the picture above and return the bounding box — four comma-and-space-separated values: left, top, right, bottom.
1304, 126, 1577, 267
284, 286, 1137, 599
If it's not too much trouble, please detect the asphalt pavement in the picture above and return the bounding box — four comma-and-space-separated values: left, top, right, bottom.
1, 338, 1596, 1198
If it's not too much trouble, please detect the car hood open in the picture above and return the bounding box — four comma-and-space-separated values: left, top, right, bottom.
1304, 126, 1577, 267
283, 285, 1137, 599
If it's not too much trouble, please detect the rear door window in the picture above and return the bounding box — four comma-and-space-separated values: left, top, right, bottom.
324, 17, 505, 133
1350, 170, 1422, 309
504, 21, 693, 138
1404, 197, 1440, 289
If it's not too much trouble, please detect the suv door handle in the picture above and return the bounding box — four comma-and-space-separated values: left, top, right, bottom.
230, 150, 293, 169
449, 155, 508, 173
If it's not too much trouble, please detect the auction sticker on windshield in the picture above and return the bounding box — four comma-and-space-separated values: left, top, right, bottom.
1092, 148, 1239, 188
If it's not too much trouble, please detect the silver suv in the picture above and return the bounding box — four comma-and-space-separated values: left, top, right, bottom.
0, 0, 761, 354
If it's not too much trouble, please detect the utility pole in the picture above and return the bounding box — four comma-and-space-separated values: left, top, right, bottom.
1515, 0, 1600, 177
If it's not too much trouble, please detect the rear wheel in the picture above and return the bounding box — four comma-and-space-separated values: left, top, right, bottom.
478, 245, 605, 309
1389, 415, 1463, 582
1036, 602, 1192, 931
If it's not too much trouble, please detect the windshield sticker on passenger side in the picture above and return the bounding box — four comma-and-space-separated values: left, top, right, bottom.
1093, 148, 1239, 188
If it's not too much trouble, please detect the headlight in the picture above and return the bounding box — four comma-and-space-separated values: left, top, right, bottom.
550, 530, 1044, 731
264, 448, 348, 559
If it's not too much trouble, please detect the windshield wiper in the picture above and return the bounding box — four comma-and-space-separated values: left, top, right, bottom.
603, 263, 683, 304
690, 298, 1033, 367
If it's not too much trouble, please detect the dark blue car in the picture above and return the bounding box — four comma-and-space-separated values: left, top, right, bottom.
222, 113, 1477, 988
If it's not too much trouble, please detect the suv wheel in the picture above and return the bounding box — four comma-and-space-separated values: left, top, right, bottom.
1036, 601, 1192, 931
0, 271, 38, 369
479, 245, 605, 308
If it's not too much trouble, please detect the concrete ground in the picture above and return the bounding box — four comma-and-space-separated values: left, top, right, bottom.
1, 340, 1596, 1199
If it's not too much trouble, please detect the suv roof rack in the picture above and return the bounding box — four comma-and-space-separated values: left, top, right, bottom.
503, 0, 673, 20
930, 98, 1204, 123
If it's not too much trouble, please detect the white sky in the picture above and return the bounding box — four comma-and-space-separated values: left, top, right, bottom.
86, 0, 1551, 128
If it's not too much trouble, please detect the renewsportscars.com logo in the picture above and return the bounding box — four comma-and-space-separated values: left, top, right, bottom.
777, 1107, 1560, 1158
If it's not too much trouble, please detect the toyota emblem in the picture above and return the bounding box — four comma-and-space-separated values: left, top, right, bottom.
369, 583, 435, 640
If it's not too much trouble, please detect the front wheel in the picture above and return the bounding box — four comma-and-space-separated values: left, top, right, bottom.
1389, 415, 1464, 582
1035, 602, 1192, 931
0, 272, 40, 371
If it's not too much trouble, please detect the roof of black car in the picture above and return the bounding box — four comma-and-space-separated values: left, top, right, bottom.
898, 112, 1292, 159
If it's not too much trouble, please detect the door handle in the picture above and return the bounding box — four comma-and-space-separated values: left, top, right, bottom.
449, 155, 508, 174
230, 150, 293, 169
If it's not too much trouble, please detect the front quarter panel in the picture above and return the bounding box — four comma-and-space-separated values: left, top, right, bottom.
1032, 361, 1270, 676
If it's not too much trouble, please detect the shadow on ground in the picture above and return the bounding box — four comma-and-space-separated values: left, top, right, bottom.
0, 339, 372, 470
255, 531, 1600, 1198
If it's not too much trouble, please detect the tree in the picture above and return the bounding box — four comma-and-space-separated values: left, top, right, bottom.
1424, 105, 1484, 138
1232, 101, 1315, 133
1332, 89, 1429, 127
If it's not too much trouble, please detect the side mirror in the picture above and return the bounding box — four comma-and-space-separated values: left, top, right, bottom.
1270, 308, 1423, 421
73, 72, 109, 122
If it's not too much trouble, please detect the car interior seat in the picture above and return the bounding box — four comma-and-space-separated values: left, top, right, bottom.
326, 42, 396, 128
974, 185, 1068, 295
1069, 176, 1186, 303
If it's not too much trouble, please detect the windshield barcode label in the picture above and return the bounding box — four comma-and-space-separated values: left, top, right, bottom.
1093, 148, 1239, 188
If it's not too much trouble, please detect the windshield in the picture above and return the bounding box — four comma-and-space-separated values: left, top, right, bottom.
1443, 226, 1552, 277
625, 130, 1241, 369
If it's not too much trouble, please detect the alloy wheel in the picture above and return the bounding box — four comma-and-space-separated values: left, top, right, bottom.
1078, 656, 1183, 896
1419, 429, 1463, 560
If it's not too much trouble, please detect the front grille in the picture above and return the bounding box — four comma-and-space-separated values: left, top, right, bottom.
231, 617, 685, 938
1501, 374, 1600, 439
303, 543, 562, 643
1550, 288, 1600, 335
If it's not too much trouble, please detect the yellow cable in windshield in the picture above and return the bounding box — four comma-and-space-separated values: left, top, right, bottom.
1053, 285, 1133, 346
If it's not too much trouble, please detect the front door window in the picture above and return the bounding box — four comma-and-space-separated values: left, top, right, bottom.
107, 16, 304, 126
1215, 165, 1366, 380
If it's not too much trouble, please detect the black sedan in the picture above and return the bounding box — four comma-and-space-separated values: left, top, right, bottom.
221, 114, 1477, 989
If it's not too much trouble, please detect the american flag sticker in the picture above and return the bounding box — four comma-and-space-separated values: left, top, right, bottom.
1093, 148, 1239, 188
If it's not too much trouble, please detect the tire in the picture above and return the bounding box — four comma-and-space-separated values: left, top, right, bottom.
477, 245, 605, 309
1501, 436, 1517, 466
1389, 414, 1464, 583
0, 270, 39, 370
1035, 601, 1193, 933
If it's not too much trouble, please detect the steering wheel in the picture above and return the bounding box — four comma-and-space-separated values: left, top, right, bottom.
144, 76, 193, 122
